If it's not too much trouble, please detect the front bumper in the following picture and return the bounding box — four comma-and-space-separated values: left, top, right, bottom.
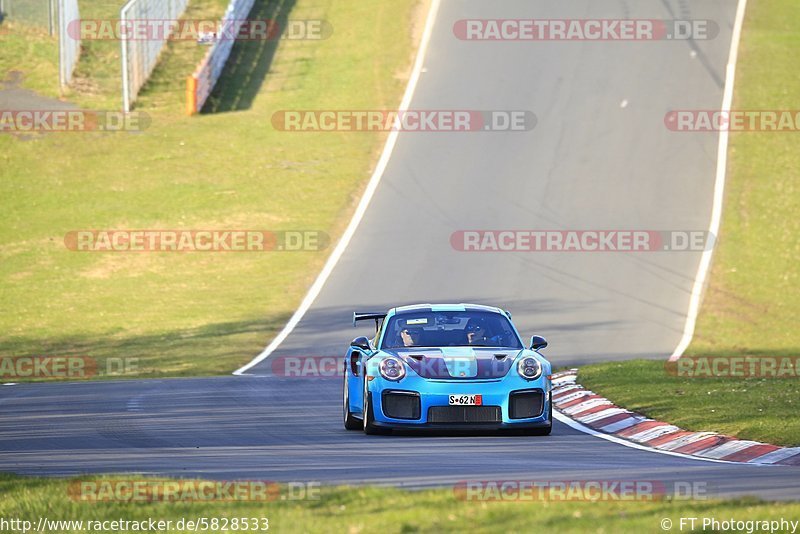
367, 368, 551, 428
370, 419, 551, 431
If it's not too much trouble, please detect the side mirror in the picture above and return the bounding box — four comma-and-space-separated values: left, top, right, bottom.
530, 335, 548, 351
350, 336, 371, 351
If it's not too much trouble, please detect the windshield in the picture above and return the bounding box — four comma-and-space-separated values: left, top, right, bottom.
380, 310, 523, 349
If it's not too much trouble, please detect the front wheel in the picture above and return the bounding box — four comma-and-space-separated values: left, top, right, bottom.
343, 365, 361, 431
363, 391, 388, 435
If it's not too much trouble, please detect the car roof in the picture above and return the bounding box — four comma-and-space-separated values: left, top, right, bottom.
390, 303, 507, 315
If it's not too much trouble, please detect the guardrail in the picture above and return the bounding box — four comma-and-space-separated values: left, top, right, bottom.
185, 0, 255, 114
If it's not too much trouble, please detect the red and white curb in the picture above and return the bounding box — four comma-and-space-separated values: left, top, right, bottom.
551, 369, 800, 466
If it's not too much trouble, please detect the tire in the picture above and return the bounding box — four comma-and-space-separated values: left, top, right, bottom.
363, 391, 388, 435
343, 367, 361, 431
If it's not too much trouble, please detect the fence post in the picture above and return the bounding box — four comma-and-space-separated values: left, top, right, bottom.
186, 76, 197, 115
49, 0, 55, 35
57, 0, 64, 88
121, 1, 130, 111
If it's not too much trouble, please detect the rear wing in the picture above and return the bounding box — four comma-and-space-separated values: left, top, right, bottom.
352, 312, 387, 332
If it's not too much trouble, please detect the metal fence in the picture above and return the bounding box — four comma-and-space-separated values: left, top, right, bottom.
186, 0, 255, 114
1, 0, 79, 88
0, 0, 56, 33
57, 0, 80, 88
121, 0, 190, 111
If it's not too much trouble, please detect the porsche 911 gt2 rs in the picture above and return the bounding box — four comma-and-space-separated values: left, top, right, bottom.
342, 304, 552, 435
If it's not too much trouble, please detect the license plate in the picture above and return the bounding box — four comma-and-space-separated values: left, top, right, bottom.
449, 394, 482, 406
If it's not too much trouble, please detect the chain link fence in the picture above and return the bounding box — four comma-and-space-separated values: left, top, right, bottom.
0, 0, 56, 34
0, 0, 79, 88
121, 0, 190, 111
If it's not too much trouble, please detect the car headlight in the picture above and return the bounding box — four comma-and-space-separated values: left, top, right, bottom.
517, 356, 542, 380
379, 357, 406, 381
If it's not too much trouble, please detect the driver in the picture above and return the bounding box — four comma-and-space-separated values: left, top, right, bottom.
465, 319, 500, 346
400, 326, 423, 347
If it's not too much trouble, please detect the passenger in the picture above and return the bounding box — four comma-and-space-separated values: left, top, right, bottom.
400, 327, 423, 347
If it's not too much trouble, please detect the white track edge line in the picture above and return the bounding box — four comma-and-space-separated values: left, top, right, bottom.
233, 0, 442, 375
553, 411, 769, 466
669, 0, 749, 362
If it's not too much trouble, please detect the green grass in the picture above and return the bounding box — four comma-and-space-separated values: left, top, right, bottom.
59, 0, 145, 109
0, 0, 230, 108
685, 0, 800, 356
0, 0, 423, 379
1, 474, 799, 533
578, 360, 800, 446
573, 0, 800, 447
0, 22, 60, 97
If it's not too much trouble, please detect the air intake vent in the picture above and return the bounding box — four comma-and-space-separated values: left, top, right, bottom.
509, 389, 544, 419
428, 406, 501, 423
382, 391, 420, 420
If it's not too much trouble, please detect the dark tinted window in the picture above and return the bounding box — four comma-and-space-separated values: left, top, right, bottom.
381, 310, 522, 349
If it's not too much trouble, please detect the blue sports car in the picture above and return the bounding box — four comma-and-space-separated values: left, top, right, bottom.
343, 304, 552, 435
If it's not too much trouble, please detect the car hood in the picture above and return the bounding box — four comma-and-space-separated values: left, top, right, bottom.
381, 347, 524, 379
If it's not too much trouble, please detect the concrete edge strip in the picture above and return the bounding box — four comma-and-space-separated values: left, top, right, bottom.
553, 369, 800, 466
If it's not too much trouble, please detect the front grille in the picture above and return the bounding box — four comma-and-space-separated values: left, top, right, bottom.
509, 390, 544, 419
428, 406, 502, 424
382, 391, 420, 420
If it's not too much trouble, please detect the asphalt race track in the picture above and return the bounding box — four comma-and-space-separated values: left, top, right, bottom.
252, 0, 736, 365
0, 376, 799, 500
2, 0, 799, 500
